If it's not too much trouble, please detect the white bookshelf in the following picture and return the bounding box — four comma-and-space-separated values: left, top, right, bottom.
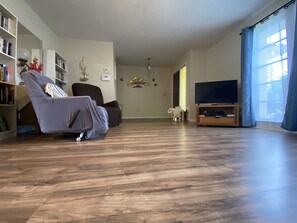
0, 3, 17, 140
43, 50, 68, 90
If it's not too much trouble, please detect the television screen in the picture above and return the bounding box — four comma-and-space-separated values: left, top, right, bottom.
195, 80, 238, 104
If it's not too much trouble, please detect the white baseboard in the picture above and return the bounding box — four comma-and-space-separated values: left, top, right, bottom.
122, 116, 196, 123
122, 116, 171, 119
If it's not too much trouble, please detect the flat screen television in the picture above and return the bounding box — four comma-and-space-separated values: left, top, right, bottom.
195, 80, 238, 104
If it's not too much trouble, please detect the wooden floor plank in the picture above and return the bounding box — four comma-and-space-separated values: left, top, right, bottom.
0, 121, 297, 222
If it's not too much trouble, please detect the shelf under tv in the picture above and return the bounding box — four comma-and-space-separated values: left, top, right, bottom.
196, 104, 240, 127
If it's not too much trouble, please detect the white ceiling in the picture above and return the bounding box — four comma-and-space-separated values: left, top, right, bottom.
24, 0, 276, 67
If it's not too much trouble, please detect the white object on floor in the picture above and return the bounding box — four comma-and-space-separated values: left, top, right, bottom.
168, 106, 184, 121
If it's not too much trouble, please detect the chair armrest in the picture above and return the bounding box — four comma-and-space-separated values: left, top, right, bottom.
102, 100, 120, 109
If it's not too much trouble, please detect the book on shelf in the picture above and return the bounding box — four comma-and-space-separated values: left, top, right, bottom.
0, 64, 5, 81
0, 84, 14, 104
56, 71, 64, 81
0, 38, 13, 56
2, 38, 6, 54
7, 41, 12, 56
0, 64, 12, 82
4, 84, 8, 103
7, 18, 13, 33
0, 87, 3, 103
4, 66, 11, 82
8, 87, 14, 104
0, 37, 3, 50
0, 65, 3, 81
0, 14, 13, 33
55, 57, 64, 68
1, 15, 8, 31
0, 115, 9, 132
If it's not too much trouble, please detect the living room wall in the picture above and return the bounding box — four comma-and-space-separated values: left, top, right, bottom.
206, 29, 241, 83
59, 38, 116, 101
116, 65, 171, 119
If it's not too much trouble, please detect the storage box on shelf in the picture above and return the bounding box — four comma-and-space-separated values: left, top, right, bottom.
0, 4, 17, 140
43, 50, 68, 90
196, 104, 240, 127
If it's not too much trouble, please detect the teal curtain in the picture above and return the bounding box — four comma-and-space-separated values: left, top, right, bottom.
241, 27, 256, 127
282, 5, 297, 131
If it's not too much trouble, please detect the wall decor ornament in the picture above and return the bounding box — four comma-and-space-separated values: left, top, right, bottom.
127, 76, 150, 88
79, 56, 88, 81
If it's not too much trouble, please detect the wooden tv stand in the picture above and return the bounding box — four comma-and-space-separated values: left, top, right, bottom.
196, 104, 240, 127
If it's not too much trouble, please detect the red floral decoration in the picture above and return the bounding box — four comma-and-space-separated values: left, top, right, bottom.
28, 58, 43, 73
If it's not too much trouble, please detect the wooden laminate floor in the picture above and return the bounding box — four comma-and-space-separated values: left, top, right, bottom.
1, 121, 297, 223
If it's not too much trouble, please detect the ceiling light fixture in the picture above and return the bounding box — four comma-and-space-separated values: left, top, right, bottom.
147, 57, 151, 71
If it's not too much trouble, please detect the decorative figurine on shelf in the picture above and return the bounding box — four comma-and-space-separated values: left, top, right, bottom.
79, 56, 88, 81
28, 57, 43, 73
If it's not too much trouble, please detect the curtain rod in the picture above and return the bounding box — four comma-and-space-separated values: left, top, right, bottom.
250, 0, 295, 29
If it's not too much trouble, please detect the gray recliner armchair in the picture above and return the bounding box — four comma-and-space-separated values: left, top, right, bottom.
22, 70, 109, 141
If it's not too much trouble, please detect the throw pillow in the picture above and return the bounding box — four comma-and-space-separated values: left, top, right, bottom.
44, 83, 68, 98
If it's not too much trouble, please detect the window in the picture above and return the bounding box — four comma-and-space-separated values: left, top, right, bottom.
252, 11, 289, 122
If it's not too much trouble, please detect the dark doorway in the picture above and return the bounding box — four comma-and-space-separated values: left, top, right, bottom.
173, 71, 180, 107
